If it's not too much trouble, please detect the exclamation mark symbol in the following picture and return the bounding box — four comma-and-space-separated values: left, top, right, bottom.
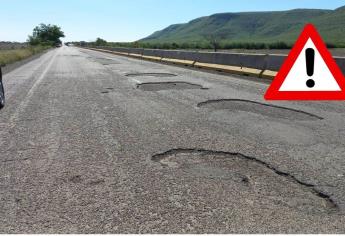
306, 48, 315, 88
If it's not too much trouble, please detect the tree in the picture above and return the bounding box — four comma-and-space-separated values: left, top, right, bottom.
132, 41, 140, 48
205, 34, 221, 52
94, 38, 107, 46
28, 24, 65, 46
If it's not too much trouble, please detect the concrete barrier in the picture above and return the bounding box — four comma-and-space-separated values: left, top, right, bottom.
161, 58, 195, 66
108, 47, 130, 54
128, 53, 143, 59
160, 50, 198, 61
265, 54, 286, 71
85, 46, 345, 80
128, 48, 144, 55
143, 49, 164, 58
335, 57, 345, 75
195, 62, 262, 77
195, 52, 241, 67
261, 70, 278, 80
142, 55, 162, 62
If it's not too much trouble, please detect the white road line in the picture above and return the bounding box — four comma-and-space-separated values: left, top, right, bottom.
130, 78, 142, 84
9, 51, 58, 124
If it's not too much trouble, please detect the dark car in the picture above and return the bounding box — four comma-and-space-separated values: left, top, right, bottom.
0, 67, 5, 109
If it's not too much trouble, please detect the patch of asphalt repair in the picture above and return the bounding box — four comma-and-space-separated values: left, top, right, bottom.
93, 58, 120, 65
151, 149, 338, 214
126, 73, 177, 77
197, 99, 323, 121
137, 82, 206, 91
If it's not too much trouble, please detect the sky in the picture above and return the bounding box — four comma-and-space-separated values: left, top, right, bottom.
0, 0, 344, 43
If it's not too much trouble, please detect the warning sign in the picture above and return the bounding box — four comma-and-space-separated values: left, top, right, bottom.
265, 24, 345, 100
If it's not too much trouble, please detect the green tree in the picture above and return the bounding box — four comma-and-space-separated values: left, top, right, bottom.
28, 24, 65, 46
204, 35, 220, 52
94, 38, 108, 46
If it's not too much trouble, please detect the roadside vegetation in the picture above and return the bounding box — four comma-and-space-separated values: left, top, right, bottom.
28, 23, 65, 46
106, 41, 294, 50
0, 24, 64, 66
74, 38, 338, 51
74, 38, 294, 50
0, 45, 51, 66
0, 42, 27, 50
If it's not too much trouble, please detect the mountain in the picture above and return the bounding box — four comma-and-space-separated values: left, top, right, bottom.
141, 7, 345, 46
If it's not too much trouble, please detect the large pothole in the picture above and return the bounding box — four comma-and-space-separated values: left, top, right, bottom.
197, 99, 323, 121
152, 149, 337, 214
137, 82, 205, 91
126, 73, 177, 77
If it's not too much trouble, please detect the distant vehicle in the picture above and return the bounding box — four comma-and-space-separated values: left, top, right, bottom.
0, 67, 5, 109
55, 43, 62, 48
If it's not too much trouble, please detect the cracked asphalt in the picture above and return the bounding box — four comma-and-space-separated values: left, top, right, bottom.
0, 46, 345, 233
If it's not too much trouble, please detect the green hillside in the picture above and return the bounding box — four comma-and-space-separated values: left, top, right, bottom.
141, 7, 345, 47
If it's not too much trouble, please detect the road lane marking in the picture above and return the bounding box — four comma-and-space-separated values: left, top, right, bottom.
130, 78, 142, 84
9, 50, 58, 125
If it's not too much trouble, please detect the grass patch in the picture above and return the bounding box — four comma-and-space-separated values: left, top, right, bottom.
0, 46, 51, 66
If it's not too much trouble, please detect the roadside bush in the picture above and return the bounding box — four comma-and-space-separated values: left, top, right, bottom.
28, 24, 65, 46
83, 40, 342, 50
267, 42, 291, 49
0, 46, 50, 65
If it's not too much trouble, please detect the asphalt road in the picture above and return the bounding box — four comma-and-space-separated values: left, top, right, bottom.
0, 46, 345, 233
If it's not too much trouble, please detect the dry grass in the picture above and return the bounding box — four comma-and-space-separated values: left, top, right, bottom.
0, 46, 50, 66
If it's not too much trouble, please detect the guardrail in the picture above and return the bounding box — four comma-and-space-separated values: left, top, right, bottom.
82, 46, 345, 79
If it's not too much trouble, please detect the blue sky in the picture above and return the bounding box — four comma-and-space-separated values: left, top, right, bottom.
0, 0, 344, 42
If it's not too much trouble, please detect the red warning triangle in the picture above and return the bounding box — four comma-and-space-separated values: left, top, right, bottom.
265, 24, 345, 100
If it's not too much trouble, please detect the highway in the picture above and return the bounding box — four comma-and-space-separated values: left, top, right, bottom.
0, 46, 344, 233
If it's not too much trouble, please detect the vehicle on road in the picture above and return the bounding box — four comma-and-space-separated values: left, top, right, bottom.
0, 66, 5, 109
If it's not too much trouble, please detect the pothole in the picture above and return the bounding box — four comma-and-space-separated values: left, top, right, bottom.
126, 73, 177, 77
94, 58, 119, 65
197, 99, 323, 121
69, 175, 82, 184
152, 149, 337, 214
137, 82, 205, 91
101, 88, 114, 94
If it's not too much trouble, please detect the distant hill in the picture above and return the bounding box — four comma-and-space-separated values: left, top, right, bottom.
141, 7, 345, 47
